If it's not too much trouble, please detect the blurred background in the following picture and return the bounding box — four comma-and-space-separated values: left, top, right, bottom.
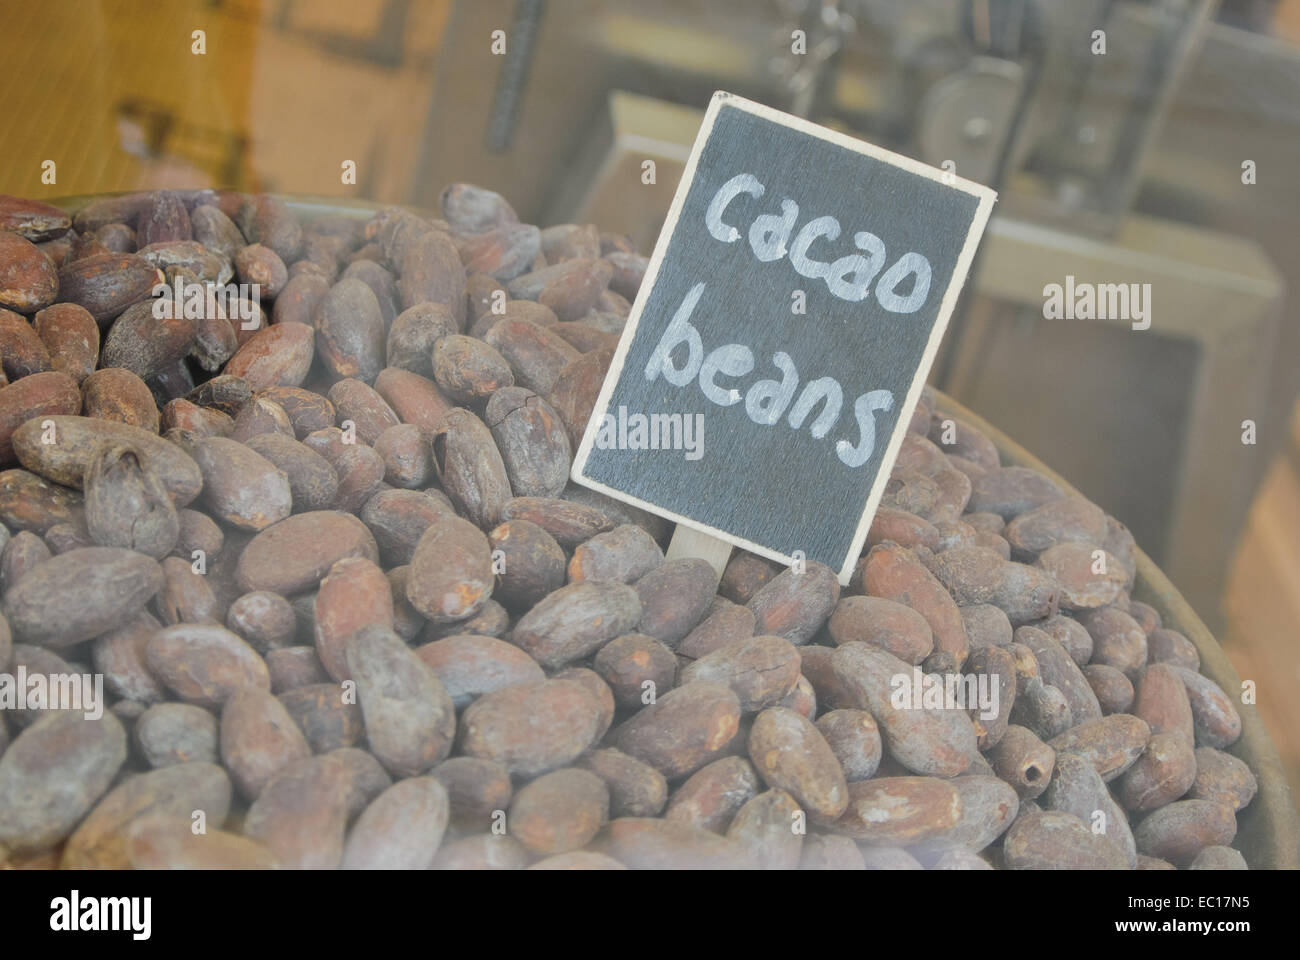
1, 0, 1297, 794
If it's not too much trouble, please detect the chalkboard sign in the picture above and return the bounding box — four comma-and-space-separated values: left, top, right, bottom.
572, 92, 996, 584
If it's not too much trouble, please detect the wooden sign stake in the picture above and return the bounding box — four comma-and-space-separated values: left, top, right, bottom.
665, 526, 733, 583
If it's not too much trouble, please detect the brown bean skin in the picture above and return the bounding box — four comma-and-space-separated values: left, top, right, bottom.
680, 635, 801, 713
781, 672, 818, 719
1148, 627, 1200, 670
550, 666, 615, 741
747, 562, 840, 645
828, 595, 933, 664
596, 817, 752, 870
1082, 663, 1135, 715
1131, 663, 1195, 743
431, 834, 528, 870
484, 386, 571, 499
157, 554, 219, 624
78, 369, 158, 433
488, 518, 566, 610
664, 756, 760, 833
124, 818, 276, 869
547, 345, 612, 446
4, 546, 164, 647
1, 531, 50, 596
498, 496, 613, 549
830, 642, 978, 778
220, 689, 311, 800
314, 557, 393, 682
341, 776, 451, 870
236, 195, 303, 263
862, 543, 969, 671
244, 433, 339, 512
482, 317, 578, 395
56, 253, 161, 326
188, 436, 292, 531
146, 624, 270, 709
593, 633, 677, 708
430, 407, 512, 529
637, 558, 717, 646
679, 597, 757, 660
567, 523, 663, 585
719, 552, 782, 605
430, 756, 513, 827
815, 709, 882, 782
1171, 667, 1242, 749
1188, 747, 1257, 812
230, 397, 293, 443
83, 442, 179, 557
609, 682, 742, 781
1078, 606, 1148, 678
386, 302, 458, 378
833, 777, 962, 845
747, 706, 848, 822
459, 678, 604, 777
373, 423, 431, 489
509, 767, 609, 855
266, 646, 329, 692
1133, 799, 1237, 867
415, 634, 545, 709
406, 513, 494, 624
235, 510, 379, 595
100, 299, 198, 382
398, 230, 466, 325
61, 761, 234, 870
1049, 714, 1151, 782
1014, 625, 1102, 725
132, 702, 219, 768
223, 322, 315, 391
1003, 809, 1128, 870
257, 386, 335, 438
577, 748, 669, 819
800, 833, 866, 870
433, 334, 513, 402
0, 372, 81, 465
33, 303, 99, 383
511, 580, 642, 670
0, 712, 128, 855
0, 195, 72, 242
1117, 731, 1197, 812
316, 279, 386, 383
0, 234, 59, 312
243, 755, 350, 870
277, 684, 363, 753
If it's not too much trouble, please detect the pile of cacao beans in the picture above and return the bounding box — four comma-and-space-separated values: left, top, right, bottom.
0, 186, 1256, 869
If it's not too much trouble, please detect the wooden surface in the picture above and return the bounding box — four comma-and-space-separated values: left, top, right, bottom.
1224, 398, 1300, 830
574, 92, 995, 584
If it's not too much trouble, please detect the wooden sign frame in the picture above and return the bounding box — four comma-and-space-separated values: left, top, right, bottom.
571, 91, 997, 584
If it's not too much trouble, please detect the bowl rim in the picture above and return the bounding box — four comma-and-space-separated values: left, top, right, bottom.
931, 389, 1300, 869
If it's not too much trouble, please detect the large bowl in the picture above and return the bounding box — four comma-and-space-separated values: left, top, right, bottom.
49, 194, 1300, 868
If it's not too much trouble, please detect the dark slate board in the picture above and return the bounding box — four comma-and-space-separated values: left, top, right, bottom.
572, 92, 996, 583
